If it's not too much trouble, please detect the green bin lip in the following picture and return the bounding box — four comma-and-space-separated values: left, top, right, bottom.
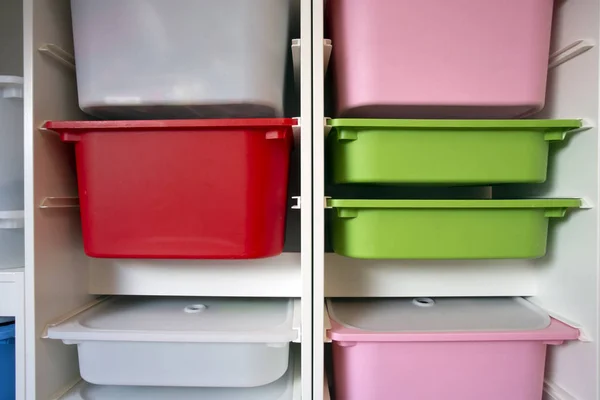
327, 119, 582, 130
327, 199, 582, 209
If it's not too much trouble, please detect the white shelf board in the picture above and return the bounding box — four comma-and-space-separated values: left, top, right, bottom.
324, 254, 538, 297
89, 253, 302, 297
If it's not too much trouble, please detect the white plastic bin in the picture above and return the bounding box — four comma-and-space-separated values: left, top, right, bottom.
328, 297, 579, 400
0, 76, 24, 269
70, 0, 291, 119
48, 297, 300, 387
61, 352, 300, 399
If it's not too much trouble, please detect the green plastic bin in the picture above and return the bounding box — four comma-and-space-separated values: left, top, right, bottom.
328, 199, 580, 259
327, 119, 581, 184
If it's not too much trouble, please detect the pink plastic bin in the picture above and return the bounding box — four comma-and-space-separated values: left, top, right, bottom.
328, 298, 579, 400
328, 0, 554, 118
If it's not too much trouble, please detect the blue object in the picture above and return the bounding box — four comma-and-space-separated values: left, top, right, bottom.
0, 321, 15, 400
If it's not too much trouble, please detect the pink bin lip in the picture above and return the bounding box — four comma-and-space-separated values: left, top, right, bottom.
328, 317, 580, 345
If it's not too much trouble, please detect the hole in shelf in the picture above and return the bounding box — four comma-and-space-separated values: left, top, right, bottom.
412, 298, 435, 307
184, 304, 207, 314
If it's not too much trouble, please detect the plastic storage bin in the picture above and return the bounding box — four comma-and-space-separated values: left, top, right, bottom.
327, 199, 580, 259
328, 0, 554, 118
328, 297, 579, 400
45, 119, 294, 259
61, 353, 300, 399
48, 297, 300, 387
0, 77, 24, 270
0, 320, 16, 400
327, 119, 581, 184
70, 0, 291, 119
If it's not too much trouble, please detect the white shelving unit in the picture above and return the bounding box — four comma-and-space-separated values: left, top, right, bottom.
23, 0, 313, 399
313, 1, 600, 400
10, 0, 600, 399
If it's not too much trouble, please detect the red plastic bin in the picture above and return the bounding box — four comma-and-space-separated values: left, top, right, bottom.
44, 119, 295, 259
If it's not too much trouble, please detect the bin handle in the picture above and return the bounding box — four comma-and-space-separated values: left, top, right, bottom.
265, 130, 289, 140
545, 122, 593, 141
337, 130, 358, 142
337, 208, 358, 219
545, 208, 568, 218
58, 133, 81, 143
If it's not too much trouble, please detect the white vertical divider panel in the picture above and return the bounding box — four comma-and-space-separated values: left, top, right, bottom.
299, 0, 314, 398
312, 0, 326, 399
517, 2, 599, 398
24, 0, 93, 398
